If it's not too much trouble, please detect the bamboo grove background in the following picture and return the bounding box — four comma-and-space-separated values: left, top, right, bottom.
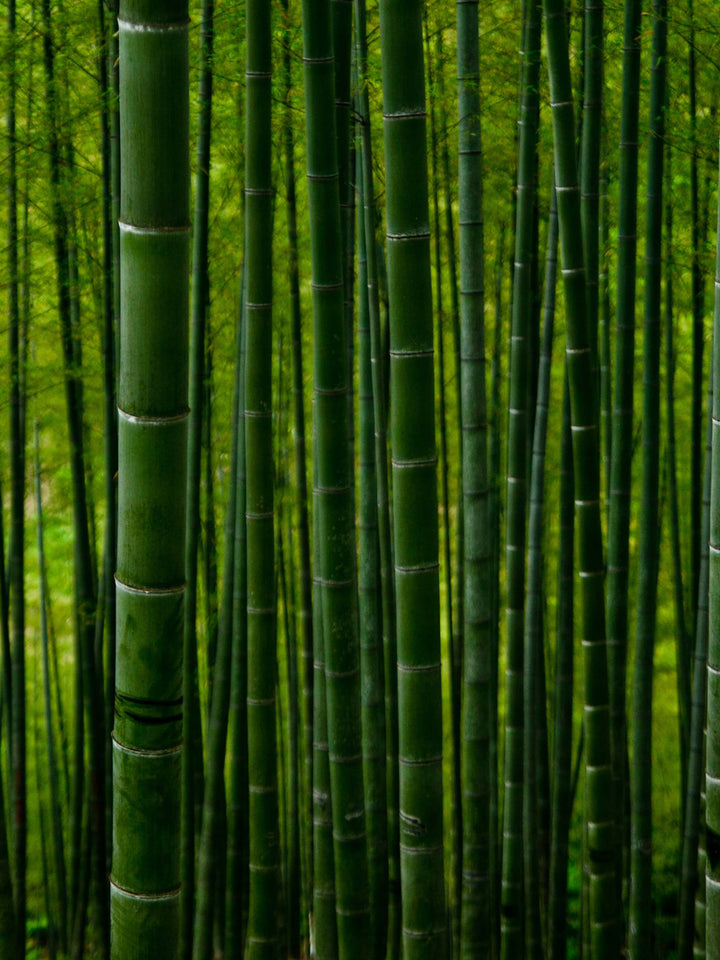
1, 0, 720, 957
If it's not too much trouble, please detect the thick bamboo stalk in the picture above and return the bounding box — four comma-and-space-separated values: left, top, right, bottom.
301, 0, 370, 953
244, 0, 280, 953
378, 0, 446, 955
111, 4, 189, 958
456, 0, 491, 951
542, 0, 617, 953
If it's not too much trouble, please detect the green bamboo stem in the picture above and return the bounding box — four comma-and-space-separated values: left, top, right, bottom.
312, 471, 337, 960
606, 0, 642, 906
35, 423, 68, 954
301, 0, 370, 952
6, 2, 25, 949
378, 0, 446, 955
629, 2, 667, 952
542, 0, 616, 954
679, 364, 712, 959
181, 2, 214, 950
580, 0, 603, 385
502, 3, 541, 951
244, 0, 280, 954
355, 0, 400, 949
456, 0, 491, 950
665, 147, 691, 801
225, 284, 249, 960
425, 23, 461, 945
524, 187, 559, 960
358, 151, 389, 960
280, 1, 314, 932
704, 126, 720, 958
549, 377, 575, 960
97, 0, 119, 884
489, 225, 505, 959
111, 4, 189, 958
689, 0, 704, 629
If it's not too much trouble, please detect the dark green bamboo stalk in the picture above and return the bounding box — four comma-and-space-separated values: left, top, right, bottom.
679, 364, 712, 959
225, 285, 249, 960
599, 164, 612, 508
312, 507, 338, 960
704, 128, 720, 959
97, 0, 119, 885
181, 2, 214, 951
0, 20, 17, 914
302, 0, 370, 952
489, 225, 506, 959
580, 0, 603, 380
244, 0, 279, 955
629, 3, 667, 952
456, 0, 490, 949
549, 377, 574, 960
665, 146, 691, 799
111, 4, 189, 958
280, 1, 313, 932
6, 2, 25, 950
35, 423, 68, 954
606, 0, 642, 902
378, 0, 446, 955
689, 0, 704, 626
425, 23, 461, 944
543, 0, 616, 954
354, 1, 400, 950
502, 3, 541, 951
357, 151, 388, 960
524, 187, 559, 960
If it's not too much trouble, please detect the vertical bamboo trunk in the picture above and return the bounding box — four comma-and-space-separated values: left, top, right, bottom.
111, 4, 189, 958
301, 0, 371, 953
679, 368, 712, 958
629, 2, 667, 952
225, 291, 249, 960
357, 153, 388, 960
606, 0, 642, 915
502, 3, 541, 952
548, 378, 574, 960
244, 0, 280, 954
542, 0, 617, 954
35, 423, 68, 954
280, 2, 314, 935
378, 0, 446, 956
182, 3, 214, 951
355, 1, 401, 951
524, 188, 559, 960
97, 0, 119, 885
6, 2, 25, 950
425, 23, 461, 946
705, 129, 720, 959
456, 0, 491, 951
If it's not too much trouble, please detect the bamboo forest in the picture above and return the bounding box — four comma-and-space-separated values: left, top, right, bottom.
4, 0, 720, 957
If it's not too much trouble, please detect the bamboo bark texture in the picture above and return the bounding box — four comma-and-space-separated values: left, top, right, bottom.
244, 0, 281, 955
378, 0, 446, 956
543, 0, 617, 954
112, 3, 189, 958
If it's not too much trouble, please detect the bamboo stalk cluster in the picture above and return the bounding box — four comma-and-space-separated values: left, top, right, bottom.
3, 0, 720, 958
